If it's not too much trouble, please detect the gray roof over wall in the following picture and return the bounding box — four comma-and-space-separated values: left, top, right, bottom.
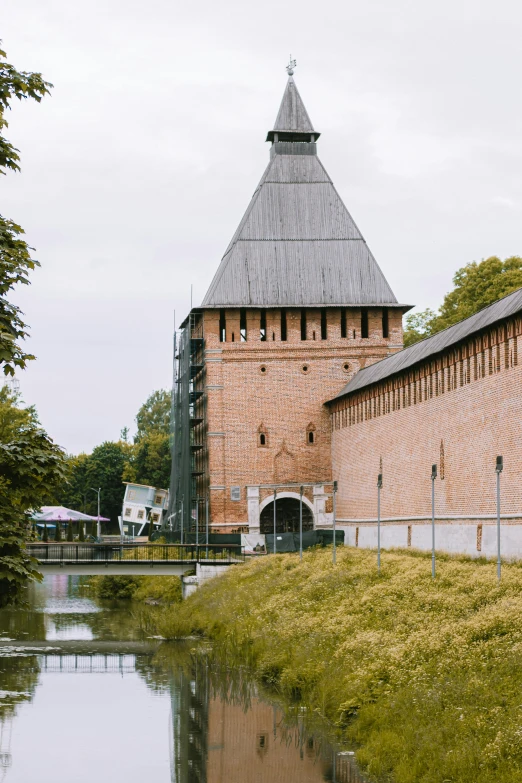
202, 78, 400, 309
330, 286, 522, 402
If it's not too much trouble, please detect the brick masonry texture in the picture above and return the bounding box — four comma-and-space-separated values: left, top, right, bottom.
330, 316, 522, 521
203, 307, 402, 526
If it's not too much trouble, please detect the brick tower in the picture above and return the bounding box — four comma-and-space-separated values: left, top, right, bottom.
169, 70, 408, 535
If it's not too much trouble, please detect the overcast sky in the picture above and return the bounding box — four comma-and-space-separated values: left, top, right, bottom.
3, 0, 522, 454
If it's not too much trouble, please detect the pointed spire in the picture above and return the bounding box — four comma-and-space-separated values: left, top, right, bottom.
266, 74, 319, 142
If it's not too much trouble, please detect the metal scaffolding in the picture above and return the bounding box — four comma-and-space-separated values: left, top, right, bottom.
167, 312, 207, 536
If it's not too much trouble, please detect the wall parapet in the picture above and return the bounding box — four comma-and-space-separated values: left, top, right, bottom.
329, 313, 521, 430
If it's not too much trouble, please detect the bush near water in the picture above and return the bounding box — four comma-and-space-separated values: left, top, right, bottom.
143, 547, 522, 783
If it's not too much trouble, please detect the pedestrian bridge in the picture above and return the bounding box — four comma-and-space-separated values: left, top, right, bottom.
26, 543, 245, 576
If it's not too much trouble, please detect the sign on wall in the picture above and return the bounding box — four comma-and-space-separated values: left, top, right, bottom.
230, 486, 241, 501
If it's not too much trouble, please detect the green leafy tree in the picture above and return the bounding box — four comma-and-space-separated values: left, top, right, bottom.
78, 521, 85, 542
0, 44, 63, 605
403, 308, 437, 347
84, 441, 131, 530
135, 390, 171, 442
128, 390, 172, 489
403, 256, 522, 347
0, 42, 52, 376
0, 387, 65, 604
59, 452, 91, 511
54, 521, 62, 542
132, 431, 171, 489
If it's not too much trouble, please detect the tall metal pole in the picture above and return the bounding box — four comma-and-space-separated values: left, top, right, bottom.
205, 495, 209, 558
195, 499, 199, 548
496, 456, 503, 581
273, 488, 277, 555
377, 473, 382, 572
299, 486, 303, 561
332, 481, 338, 565
431, 464, 437, 579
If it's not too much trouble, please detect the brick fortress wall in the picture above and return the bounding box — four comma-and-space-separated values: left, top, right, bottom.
203, 306, 403, 529
330, 316, 522, 522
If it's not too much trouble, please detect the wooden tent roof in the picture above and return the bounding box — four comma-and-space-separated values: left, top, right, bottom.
201, 76, 402, 310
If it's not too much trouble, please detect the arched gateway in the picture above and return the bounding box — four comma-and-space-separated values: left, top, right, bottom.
259, 494, 314, 534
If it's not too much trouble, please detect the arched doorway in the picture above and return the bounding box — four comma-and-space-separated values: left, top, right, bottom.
259, 496, 314, 534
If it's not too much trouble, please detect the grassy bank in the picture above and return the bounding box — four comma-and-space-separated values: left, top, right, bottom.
150, 547, 522, 783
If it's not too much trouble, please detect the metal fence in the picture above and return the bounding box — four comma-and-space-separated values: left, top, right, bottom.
26, 543, 245, 566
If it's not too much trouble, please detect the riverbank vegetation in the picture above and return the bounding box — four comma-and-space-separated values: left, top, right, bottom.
91, 574, 182, 604
147, 547, 522, 783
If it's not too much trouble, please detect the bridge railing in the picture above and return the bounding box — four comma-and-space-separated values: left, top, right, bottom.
26, 543, 245, 566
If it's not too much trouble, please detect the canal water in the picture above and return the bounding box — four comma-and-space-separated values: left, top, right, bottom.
0, 576, 363, 782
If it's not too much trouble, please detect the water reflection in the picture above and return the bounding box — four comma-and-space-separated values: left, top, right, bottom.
0, 577, 364, 783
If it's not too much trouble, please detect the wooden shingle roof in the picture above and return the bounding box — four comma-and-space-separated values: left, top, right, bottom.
201, 76, 401, 310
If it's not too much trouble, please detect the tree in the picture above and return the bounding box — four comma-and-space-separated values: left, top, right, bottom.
403, 308, 436, 348
59, 452, 91, 512
54, 521, 62, 542
403, 256, 522, 347
78, 521, 85, 542
132, 431, 171, 489
0, 42, 52, 376
42, 523, 48, 543
0, 44, 62, 605
84, 441, 131, 529
130, 389, 172, 488
0, 387, 65, 604
135, 390, 171, 442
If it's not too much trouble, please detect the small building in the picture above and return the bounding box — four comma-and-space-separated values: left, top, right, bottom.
121, 483, 169, 536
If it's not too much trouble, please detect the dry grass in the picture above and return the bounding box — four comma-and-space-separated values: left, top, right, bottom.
150, 547, 522, 783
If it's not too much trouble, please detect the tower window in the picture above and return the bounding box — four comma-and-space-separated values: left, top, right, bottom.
219, 309, 226, 343
306, 423, 316, 444
280, 309, 287, 341
321, 309, 327, 340
301, 309, 307, 340
240, 308, 247, 342
260, 309, 267, 341
258, 424, 268, 447
361, 309, 369, 339
340, 309, 347, 338
382, 308, 389, 339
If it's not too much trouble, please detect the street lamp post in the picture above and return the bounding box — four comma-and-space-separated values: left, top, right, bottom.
205, 495, 209, 559
377, 473, 383, 573
88, 487, 101, 539
299, 486, 303, 561
431, 464, 437, 579
332, 480, 338, 565
496, 455, 503, 581
273, 489, 277, 555
144, 505, 152, 539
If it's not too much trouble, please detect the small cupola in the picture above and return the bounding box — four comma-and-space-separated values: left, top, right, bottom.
266, 59, 320, 146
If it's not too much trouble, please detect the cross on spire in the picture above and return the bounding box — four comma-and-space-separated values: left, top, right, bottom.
286, 55, 296, 76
